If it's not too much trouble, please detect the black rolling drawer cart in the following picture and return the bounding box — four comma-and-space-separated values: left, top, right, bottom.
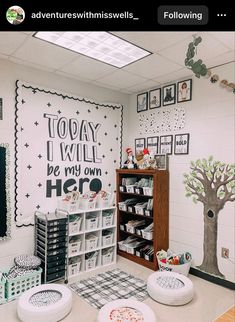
34, 211, 68, 283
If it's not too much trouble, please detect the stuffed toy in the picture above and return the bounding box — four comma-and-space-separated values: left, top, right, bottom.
140, 148, 151, 169
135, 151, 144, 168
122, 148, 137, 169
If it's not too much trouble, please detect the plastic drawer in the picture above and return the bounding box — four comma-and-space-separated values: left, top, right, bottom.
41, 259, 66, 269
37, 240, 66, 251
36, 251, 66, 263
37, 234, 67, 245
45, 270, 65, 282
37, 223, 67, 233
47, 264, 66, 274
37, 217, 67, 227
36, 229, 66, 239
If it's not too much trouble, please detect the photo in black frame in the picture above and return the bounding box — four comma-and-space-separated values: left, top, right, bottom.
162, 84, 176, 106
149, 88, 161, 109
147, 136, 158, 155
177, 79, 192, 103
135, 138, 146, 155
137, 92, 148, 112
159, 135, 173, 155
174, 133, 190, 155
154, 154, 168, 170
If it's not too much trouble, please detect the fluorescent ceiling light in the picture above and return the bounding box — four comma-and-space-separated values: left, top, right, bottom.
34, 32, 151, 68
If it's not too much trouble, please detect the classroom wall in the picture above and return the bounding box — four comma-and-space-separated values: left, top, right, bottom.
125, 62, 235, 282
0, 59, 129, 267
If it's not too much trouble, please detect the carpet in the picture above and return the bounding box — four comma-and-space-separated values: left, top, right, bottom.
69, 268, 148, 309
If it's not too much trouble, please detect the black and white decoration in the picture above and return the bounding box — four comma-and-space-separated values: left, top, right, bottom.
139, 107, 186, 134
15, 81, 123, 227
29, 291, 62, 307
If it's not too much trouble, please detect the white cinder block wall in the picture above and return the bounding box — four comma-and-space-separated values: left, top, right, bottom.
124, 62, 235, 282
0, 59, 129, 268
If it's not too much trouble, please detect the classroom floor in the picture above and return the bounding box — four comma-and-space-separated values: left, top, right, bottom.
0, 256, 234, 322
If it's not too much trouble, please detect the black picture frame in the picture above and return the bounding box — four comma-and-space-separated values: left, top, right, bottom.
154, 154, 168, 170
174, 133, 190, 155
149, 88, 161, 109
137, 92, 148, 113
135, 138, 146, 155
162, 84, 176, 106
147, 136, 159, 155
159, 135, 173, 155
177, 79, 192, 103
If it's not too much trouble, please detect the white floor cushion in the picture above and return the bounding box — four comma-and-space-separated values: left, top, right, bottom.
97, 299, 156, 322
17, 284, 72, 322
147, 271, 194, 306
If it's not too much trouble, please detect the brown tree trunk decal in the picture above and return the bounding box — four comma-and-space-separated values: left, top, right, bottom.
197, 207, 224, 277
184, 157, 235, 279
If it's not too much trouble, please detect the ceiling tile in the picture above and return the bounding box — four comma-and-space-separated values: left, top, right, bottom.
54, 70, 93, 83
112, 32, 194, 52
59, 56, 117, 80
124, 54, 182, 79
159, 33, 230, 67
204, 51, 235, 68
8, 56, 55, 72
0, 32, 28, 55
95, 70, 146, 88
210, 32, 235, 50
125, 80, 161, 94
92, 82, 121, 92
12, 37, 78, 70
153, 68, 193, 84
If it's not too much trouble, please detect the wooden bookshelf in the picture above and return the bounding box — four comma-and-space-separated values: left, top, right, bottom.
116, 169, 169, 270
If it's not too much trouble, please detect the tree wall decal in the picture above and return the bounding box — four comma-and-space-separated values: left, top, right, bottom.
184, 156, 235, 277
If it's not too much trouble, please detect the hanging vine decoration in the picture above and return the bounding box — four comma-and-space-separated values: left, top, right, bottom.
185, 36, 235, 94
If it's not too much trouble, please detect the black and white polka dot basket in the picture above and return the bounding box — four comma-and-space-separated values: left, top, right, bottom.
14, 255, 41, 270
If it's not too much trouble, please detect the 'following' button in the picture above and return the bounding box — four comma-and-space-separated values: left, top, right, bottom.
158, 5, 208, 25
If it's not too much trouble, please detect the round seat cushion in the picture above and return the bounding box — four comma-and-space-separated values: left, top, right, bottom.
97, 299, 156, 322
147, 271, 194, 306
17, 284, 72, 322
14, 255, 41, 269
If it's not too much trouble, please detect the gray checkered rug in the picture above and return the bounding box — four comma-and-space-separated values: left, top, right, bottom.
69, 268, 148, 309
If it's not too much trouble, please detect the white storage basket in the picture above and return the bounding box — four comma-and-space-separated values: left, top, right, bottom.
118, 202, 127, 211
126, 185, 136, 193
68, 239, 82, 257
143, 187, 153, 196
57, 200, 78, 212
86, 216, 99, 230
102, 232, 113, 247
102, 212, 114, 227
141, 230, 153, 240
69, 216, 82, 234
68, 259, 82, 277
85, 253, 98, 270
157, 258, 191, 276
102, 249, 114, 265
85, 235, 98, 251
80, 198, 96, 210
